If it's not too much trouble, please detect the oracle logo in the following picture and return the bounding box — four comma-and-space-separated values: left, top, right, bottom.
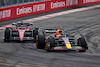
33, 3, 45, 12
66, 0, 78, 6
51, 1, 65, 9
0, 10, 11, 19
83, 0, 98, 3
17, 7, 32, 15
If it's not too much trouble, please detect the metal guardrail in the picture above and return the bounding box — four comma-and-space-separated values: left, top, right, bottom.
0, 0, 45, 8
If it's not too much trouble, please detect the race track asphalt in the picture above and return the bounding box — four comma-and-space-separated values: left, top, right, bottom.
0, 6, 100, 67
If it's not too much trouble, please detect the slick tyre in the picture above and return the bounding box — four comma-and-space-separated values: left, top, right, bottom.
33, 28, 38, 39
77, 37, 88, 52
36, 35, 45, 49
4, 28, 10, 42
47, 37, 55, 52
48, 37, 55, 48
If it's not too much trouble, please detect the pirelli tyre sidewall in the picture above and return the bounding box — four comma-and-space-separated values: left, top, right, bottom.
36, 35, 45, 49
77, 37, 88, 52
46, 37, 55, 52
4, 28, 10, 42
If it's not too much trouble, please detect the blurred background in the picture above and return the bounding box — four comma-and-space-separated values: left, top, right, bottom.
0, 0, 45, 8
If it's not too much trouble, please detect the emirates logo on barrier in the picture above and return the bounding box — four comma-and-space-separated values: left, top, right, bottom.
33, 3, 45, 12
66, 0, 78, 6
17, 7, 32, 15
16, 3, 46, 15
83, 0, 98, 3
0, 10, 11, 19
51, 1, 65, 9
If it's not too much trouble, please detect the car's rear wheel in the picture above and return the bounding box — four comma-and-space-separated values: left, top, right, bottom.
46, 37, 55, 52
33, 28, 39, 39
4, 28, 10, 42
77, 37, 88, 52
36, 35, 45, 49
33, 28, 39, 42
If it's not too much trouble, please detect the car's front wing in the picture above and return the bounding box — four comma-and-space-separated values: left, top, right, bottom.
10, 37, 34, 41
50, 46, 87, 51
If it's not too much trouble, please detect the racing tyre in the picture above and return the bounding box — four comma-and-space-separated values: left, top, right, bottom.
4, 28, 10, 42
36, 35, 45, 49
47, 37, 55, 52
33, 28, 38, 39
77, 37, 88, 52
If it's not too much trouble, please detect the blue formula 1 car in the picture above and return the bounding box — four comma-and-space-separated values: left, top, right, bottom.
36, 28, 88, 52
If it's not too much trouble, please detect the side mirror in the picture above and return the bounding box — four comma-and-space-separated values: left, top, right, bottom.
21, 23, 23, 25
12, 23, 16, 25
30, 23, 33, 25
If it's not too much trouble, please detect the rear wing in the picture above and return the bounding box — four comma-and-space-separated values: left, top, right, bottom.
42, 29, 57, 35
12, 21, 33, 27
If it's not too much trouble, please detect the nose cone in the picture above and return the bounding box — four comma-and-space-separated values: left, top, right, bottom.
65, 43, 72, 49
20, 38, 23, 41
20, 36, 24, 41
18, 30, 25, 41
62, 37, 72, 49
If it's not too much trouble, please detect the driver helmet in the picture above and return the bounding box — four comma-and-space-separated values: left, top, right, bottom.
56, 29, 63, 34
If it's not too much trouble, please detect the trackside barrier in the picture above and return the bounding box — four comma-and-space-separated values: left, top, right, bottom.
0, 0, 100, 22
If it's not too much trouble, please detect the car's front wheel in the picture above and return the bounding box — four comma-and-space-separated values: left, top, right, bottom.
4, 28, 10, 42
36, 35, 45, 49
77, 37, 88, 52
46, 37, 55, 52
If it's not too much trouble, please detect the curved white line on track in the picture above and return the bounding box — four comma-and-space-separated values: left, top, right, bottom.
0, 4, 100, 32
